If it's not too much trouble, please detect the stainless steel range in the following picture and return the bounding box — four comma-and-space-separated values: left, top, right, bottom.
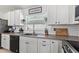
62, 41, 78, 53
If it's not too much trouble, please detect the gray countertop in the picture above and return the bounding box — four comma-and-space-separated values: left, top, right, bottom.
1, 32, 79, 42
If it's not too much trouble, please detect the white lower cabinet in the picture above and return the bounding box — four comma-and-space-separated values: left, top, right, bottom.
20, 36, 62, 53
19, 37, 26, 53
1, 34, 10, 50
50, 40, 62, 53
38, 39, 51, 53
38, 39, 62, 53
20, 36, 38, 53
50, 40, 59, 53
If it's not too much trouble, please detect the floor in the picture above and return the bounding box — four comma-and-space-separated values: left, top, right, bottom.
0, 48, 12, 53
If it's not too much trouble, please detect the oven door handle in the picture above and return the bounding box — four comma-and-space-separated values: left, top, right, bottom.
62, 46, 68, 53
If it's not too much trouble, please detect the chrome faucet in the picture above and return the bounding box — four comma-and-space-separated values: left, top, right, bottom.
33, 24, 35, 35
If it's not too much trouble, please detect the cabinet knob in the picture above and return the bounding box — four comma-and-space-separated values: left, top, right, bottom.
52, 42, 54, 43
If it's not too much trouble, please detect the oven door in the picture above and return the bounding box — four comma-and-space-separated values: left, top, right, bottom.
62, 41, 78, 53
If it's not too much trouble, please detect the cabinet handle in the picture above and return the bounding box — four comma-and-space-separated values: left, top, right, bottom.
25, 42, 29, 44
52, 42, 54, 43
42, 41, 46, 42
42, 45, 46, 46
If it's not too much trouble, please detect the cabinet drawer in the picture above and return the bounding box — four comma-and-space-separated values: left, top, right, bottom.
38, 39, 51, 53
38, 39, 50, 45
2, 34, 9, 37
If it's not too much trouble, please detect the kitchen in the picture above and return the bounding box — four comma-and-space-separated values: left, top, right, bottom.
0, 5, 79, 53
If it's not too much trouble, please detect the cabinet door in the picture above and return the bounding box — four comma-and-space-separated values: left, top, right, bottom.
69, 5, 79, 24
50, 40, 59, 53
56, 5, 69, 24
14, 10, 24, 25
38, 39, 51, 53
1, 36, 6, 49
5, 35, 10, 50
47, 5, 57, 24
42, 5, 47, 14
20, 36, 27, 53
4, 12, 11, 26
26, 38, 37, 53
1, 34, 10, 50
20, 37, 37, 53
14, 10, 20, 25
4, 10, 15, 26
10, 11, 15, 25
20, 10, 24, 25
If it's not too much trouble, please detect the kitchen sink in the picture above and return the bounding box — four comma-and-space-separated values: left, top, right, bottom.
24, 33, 37, 35
24, 33, 33, 35
23, 33, 46, 37
36, 34, 46, 37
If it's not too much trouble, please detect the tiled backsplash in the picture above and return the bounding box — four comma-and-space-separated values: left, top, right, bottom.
68, 25, 79, 36
50, 25, 79, 36
14, 24, 79, 36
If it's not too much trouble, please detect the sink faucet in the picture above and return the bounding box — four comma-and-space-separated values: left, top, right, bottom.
33, 24, 35, 35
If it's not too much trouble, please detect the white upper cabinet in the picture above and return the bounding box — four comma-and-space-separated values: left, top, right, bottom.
41, 5, 47, 14
47, 5, 76, 24
69, 5, 79, 24
14, 10, 20, 25
4, 5, 77, 26
4, 10, 15, 26
69, 5, 75, 24
47, 5, 69, 24
56, 5, 69, 24
4, 12, 11, 26
14, 10, 24, 25
5, 9, 24, 26
10, 10, 15, 26
47, 5, 57, 24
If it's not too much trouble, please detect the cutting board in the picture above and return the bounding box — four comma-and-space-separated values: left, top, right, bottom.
55, 28, 68, 36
